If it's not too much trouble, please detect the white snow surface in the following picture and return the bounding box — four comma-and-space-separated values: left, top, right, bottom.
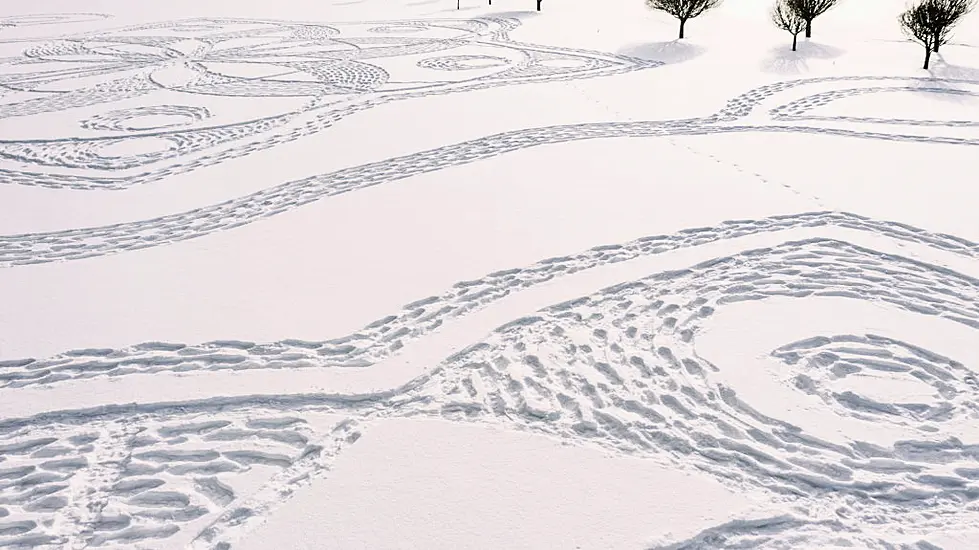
0, 0, 978, 547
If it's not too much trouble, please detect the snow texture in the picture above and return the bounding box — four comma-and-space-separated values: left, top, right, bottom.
1, 0, 978, 548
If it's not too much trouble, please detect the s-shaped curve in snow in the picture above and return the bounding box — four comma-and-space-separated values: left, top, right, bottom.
0, 210, 976, 390
0, 212, 978, 549
1, 75, 978, 268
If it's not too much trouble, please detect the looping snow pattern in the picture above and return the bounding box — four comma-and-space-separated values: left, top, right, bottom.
1, 13, 978, 550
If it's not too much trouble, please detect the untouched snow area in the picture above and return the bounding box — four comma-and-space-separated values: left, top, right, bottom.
0, 0, 978, 547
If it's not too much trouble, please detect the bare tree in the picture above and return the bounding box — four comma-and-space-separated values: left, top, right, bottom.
931, 0, 974, 51
900, 0, 975, 68
646, 0, 723, 39
901, 0, 939, 69
772, 0, 807, 51
786, 0, 839, 38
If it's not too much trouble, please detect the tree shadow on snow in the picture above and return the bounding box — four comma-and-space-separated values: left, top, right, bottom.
912, 57, 979, 105
927, 56, 979, 80
761, 41, 845, 75
406, 0, 441, 6
618, 40, 705, 65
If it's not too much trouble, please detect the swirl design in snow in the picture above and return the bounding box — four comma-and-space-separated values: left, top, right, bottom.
1, 76, 977, 270
1, 20, 978, 550
0, 16, 658, 190
0, 213, 976, 549
402, 238, 979, 548
773, 334, 979, 427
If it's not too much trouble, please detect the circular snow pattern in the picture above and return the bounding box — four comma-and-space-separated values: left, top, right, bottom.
81, 105, 211, 133
417, 55, 511, 71
774, 334, 979, 425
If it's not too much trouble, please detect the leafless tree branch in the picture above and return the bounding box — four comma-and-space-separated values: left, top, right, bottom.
786, 0, 840, 37
772, 0, 808, 51
646, 0, 723, 39
900, 0, 974, 69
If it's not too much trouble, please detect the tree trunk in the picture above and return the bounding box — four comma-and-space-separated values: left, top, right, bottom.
933, 36, 940, 52
923, 43, 932, 70
792, 33, 798, 52
678, 18, 686, 39
537, 0, 542, 10
805, 19, 812, 38
457, 0, 460, 9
